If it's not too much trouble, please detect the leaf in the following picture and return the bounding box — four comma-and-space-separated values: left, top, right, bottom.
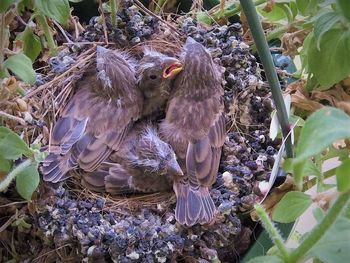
258, 4, 286, 22
3, 54, 36, 84
313, 206, 325, 223
296, 0, 310, 15
247, 255, 283, 263
15, 161, 39, 200
16, 27, 42, 62
0, 127, 32, 160
197, 12, 213, 25
314, 11, 342, 49
0, 155, 12, 173
34, 0, 70, 24
336, 159, 350, 192
337, 0, 350, 21
295, 107, 350, 163
0, 0, 17, 12
272, 191, 312, 223
308, 217, 350, 263
308, 28, 350, 87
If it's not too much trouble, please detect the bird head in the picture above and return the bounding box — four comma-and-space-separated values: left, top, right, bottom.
130, 125, 183, 177
95, 46, 138, 99
175, 37, 222, 93
137, 49, 183, 99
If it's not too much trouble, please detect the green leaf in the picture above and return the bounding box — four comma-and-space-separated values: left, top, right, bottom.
336, 159, 350, 192
0, 0, 17, 12
313, 206, 325, 223
197, 12, 213, 25
279, 3, 294, 22
303, 159, 322, 177
16, 27, 42, 62
3, 53, 36, 84
0, 155, 12, 172
272, 191, 312, 223
295, 107, 350, 163
247, 255, 283, 263
0, 127, 32, 160
300, 33, 313, 72
314, 11, 342, 49
258, 4, 286, 22
337, 0, 350, 21
15, 161, 39, 200
308, 28, 350, 87
34, 0, 70, 24
308, 217, 350, 263
296, 0, 310, 15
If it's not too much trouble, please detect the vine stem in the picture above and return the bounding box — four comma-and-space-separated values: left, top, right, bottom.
239, 0, 293, 158
255, 204, 290, 259
36, 13, 57, 55
155, 0, 167, 13
110, 0, 117, 27
0, 159, 34, 192
287, 190, 350, 263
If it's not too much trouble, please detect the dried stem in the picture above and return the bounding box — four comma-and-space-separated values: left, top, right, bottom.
0, 12, 6, 72
0, 110, 26, 125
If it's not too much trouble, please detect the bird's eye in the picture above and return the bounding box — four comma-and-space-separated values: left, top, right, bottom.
149, 74, 157, 80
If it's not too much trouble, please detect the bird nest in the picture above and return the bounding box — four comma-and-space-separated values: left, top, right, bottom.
1, 1, 284, 261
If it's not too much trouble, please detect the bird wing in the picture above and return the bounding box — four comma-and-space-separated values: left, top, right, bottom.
43, 47, 142, 183
186, 113, 226, 187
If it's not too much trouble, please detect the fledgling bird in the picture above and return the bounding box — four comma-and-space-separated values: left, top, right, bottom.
137, 49, 183, 118
42, 46, 143, 183
160, 37, 226, 226
81, 122, 182, 194
81, 50, 184, 194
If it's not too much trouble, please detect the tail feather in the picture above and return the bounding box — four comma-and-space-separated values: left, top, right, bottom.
42, 152, 75, 183
174, 182, 216, 226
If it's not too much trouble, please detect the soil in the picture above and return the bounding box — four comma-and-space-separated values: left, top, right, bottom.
0, 1, 283, 262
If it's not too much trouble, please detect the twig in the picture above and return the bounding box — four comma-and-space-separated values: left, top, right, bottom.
63, 41, 107, 46
134, 0, 181, 35
0, 110, 26, 125
32, 244, 73, 262
0, 201, 28, 208
53, 20, 72, 43
24, 49, 96, 99
0, 204, 27, 233
0, 12, 6, 72
98, 0, 109, 44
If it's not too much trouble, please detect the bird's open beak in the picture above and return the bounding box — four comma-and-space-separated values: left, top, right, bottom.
163, 60, 183, 79
167, 159, 184, 177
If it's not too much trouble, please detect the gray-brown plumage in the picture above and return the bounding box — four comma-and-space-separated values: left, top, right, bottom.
137, 49, 182, 117
81, 123, 182, 194
160, 37, 226, 226
42, 46, 143, 183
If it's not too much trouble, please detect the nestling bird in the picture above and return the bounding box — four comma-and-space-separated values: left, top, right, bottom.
81, 50, 184, 194
137, 48, 183, 118
42, 46, 143, 183
81, 122, 183, 194
160, 37, 226, 226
